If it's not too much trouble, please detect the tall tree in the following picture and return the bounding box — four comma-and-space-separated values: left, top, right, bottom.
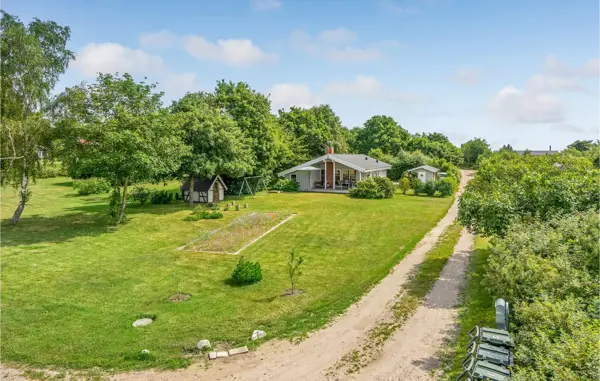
406, 134, 463, 165
461, 137, 492, 167
171, 92, 254, 205
353, 115, 410, 155
213, 80, 283, 177
277, 105, 349, 161
0, 11, 74, 224
56, 73, 188, 223
567, 139, 596, 152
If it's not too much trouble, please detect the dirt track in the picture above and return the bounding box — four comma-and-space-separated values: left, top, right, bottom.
2, 171, 475, 381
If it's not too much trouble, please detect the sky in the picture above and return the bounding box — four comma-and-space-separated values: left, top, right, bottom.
4, 0, 599, 150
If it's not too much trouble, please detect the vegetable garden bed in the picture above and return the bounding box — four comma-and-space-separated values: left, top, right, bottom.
183, 212, 294, 254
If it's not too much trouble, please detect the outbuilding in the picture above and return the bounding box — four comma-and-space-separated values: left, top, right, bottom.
407, 165, 440, 183
181, 175, 227, 203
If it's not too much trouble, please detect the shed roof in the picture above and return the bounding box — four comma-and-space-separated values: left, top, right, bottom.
407, 165, 439, 173
181, 175, 227, 192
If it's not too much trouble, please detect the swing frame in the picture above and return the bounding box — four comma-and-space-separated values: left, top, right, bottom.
238, 176, 268, 197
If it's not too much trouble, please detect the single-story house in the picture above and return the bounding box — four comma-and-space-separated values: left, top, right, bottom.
277, 146, 391, 192
514, 145, 559, 156
181, 175, 227, 203
407, 165, 440, 183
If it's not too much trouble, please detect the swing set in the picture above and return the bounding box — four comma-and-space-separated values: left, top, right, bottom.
238, 176, 269, 197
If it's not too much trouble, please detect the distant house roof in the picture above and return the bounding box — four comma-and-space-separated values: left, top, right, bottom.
407, 165, 440, 173
514, 150, 560, 156
181, 175, 227, 192
277, 154, 391, 176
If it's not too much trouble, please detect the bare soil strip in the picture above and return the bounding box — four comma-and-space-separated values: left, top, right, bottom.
2, 171, 474, 381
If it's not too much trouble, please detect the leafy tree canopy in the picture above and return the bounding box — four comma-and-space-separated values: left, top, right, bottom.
0, 11, 74, 224
458, 151, 599, 237
56, 73, 188, 223
353, 115, 410, 155
461, 137, 491, 167
567, 139, 597, 152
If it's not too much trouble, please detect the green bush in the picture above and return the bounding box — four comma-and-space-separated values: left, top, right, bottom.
130, 186, 151, 206
398, 177, 410, 195
150, 190, 174, 204
184, 208, 224, 221
72, 178, 111, 195
435, 178, 455, 196
422, 180, 436, 196
373, 177, 395, 198
272, 178, 299, 192
230, 256, 263, 285
38, 161, 67, 178
410, 177, 423, 194
349, 178, 383, 199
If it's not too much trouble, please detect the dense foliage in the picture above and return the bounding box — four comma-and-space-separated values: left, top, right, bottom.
458, 152, 599, 237
272, 178, 299, 192
230, 256, 263, 285
484, 211, 599, 380
461, 137, 491, 167
55, 73, 187, 223
0, 11, 74, 223
349, 177, 394, 199
72, 178, 111, 196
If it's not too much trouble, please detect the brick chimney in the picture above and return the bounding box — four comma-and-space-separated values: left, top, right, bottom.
325, 146, 334, 154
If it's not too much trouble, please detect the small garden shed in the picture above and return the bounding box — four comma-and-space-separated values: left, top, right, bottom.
181, 175, 227, 203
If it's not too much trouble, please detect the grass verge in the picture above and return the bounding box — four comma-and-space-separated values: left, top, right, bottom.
332, 220, 464, 375
442, 236, 495, 380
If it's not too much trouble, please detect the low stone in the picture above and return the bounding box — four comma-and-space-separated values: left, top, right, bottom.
196, 340, 211, 350
132, 318, 153, 327
251, 330, 267, 340
216, 351, 229, 358
208, 352, 217, 360
228, 346, 249, 356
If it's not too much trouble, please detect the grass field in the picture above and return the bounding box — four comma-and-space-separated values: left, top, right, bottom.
1, 177, 453, 370
445, 237, 495, 380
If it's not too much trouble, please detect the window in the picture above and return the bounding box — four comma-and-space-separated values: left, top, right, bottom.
320, 169, 325, 180
291, 174, 297, 182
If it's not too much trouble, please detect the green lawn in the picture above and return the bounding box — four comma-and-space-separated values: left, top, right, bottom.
1, 178, 453, 371
445, 237, 496, 380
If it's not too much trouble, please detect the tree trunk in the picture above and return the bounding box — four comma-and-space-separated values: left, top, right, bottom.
117, 177, 129, 224
10, 171, 29, 224
188, 175, 195, 207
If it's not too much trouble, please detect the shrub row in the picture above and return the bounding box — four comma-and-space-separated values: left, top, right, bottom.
349, 177, 395, 199
271, 178, 299, 192
72, 178, 111, 195
411, 177, 456, 197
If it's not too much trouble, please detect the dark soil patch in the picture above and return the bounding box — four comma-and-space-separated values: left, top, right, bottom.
168, 293, 191, 302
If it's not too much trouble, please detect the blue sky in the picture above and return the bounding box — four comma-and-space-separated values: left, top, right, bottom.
4, 0, 599, 149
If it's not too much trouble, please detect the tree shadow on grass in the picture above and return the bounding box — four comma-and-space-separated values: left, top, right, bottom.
1, 212, 112, 248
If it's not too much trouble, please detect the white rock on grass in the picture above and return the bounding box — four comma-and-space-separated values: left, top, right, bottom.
196, 340, 211, 350
132, 318, 153, 327
251, 330, 266, 340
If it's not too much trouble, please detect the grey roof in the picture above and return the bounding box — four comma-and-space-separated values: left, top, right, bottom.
514, 150, 560, 156
407, 165, 439, 173
181, 175, 227, 192
330, 154, 391, 171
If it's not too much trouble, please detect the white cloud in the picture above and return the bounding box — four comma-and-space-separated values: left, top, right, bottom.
251, 0, 281, 10
325, 76, 383, 98
268, 83, 321, 110
317, 28, 357, 44
525, 74, 589, 94
289, 29, 385, 63
182, 35, 277, 67
543, 55, 599, 79
157, 72, 198, 99
580, 58, 599, 78
325, 75, 422, 103
325, 47, 383, 63
487, 85, 566, 124
452, 67, 481, 85
72, 42, 165, 76
139, 30, 178, 48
